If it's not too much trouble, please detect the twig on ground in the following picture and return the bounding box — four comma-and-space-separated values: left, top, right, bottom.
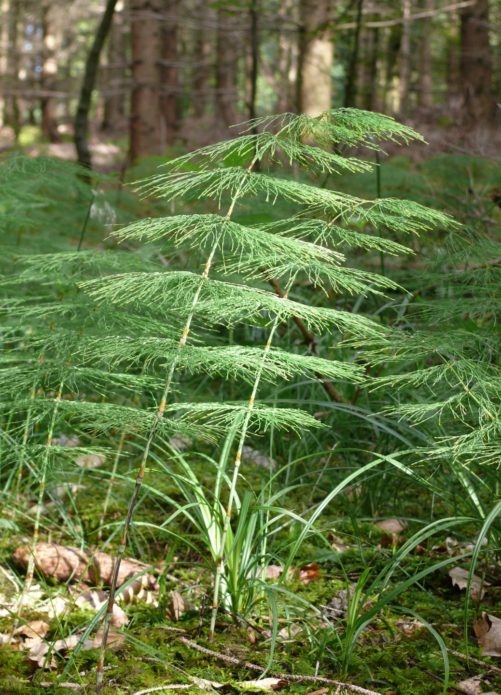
448, 649, 501, 675
133, 687, 190, 695
177, 636, 382, 695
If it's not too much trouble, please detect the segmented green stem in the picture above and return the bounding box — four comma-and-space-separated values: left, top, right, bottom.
10, 381, 63, 639
209, 278, 294, 639
96, 160, 257, 694
98, 429, 127, 541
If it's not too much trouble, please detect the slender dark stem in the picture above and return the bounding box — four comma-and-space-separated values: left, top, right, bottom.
77, 191, 95, 252
375, 150, 385, 276
74, 0, 118, 170
269, 278, 346, 403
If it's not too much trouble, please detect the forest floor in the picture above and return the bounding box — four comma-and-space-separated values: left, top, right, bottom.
1, 457, 501, 695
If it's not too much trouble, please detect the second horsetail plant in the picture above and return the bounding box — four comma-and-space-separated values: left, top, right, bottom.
0, 110, 456, 689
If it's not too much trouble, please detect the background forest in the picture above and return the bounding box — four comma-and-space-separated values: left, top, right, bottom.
0, 2, 500, 695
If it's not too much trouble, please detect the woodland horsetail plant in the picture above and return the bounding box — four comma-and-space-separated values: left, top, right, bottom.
0, 110, 456, 690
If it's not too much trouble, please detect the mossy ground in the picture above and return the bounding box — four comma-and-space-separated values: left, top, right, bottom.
2, 467, 500, 695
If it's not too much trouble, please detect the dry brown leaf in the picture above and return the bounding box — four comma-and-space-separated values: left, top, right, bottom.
375, 518, 407, 535
265, 565, 283, 580
324, 585, 354, 621
25, 637, 55, 669
278, 623, 302, 641
52, 434, 81, 448
15, 620, 50, 639
111, 604, 129, 628
305, 689, 329, 695
242, 446, 276, 471
458, 675, 499, 695
13, 542, 156, 589
449, 567, 490, 600
458, 677, 483, 695
297, 562, 321, 584
44, 595, 69, 618
53, 484, 85, 499
74, 590, 129, 627
328, 533, 349, 553
396, 618, 424, 637
13, 543, 88, 583
82, 628, 125, 651
247, 627, 257, 645
474, 613, 501, 657
74, 453, 105, 469
167, 590, 185, 621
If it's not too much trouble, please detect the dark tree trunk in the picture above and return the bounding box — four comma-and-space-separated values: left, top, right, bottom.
398, 0, 411, 116
192, 0, 210, 118
459, 0, 494, 126
215, 6, 238, 126
41, 1, 60, 143
5, 0, 21, 139
129, 0, 164, 161
358, 26, 379, 111
248, 0, 259, 123
418, 0, 433, 110
160, 0, 178, 146
101, 2, 126, 132
344, 0, 363, 107
74, 0, 118, 169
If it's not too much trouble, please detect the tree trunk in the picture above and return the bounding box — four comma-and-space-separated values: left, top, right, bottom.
459, 0, 494, 126
129, 0, 164, 160
418, 0, 433, 111
192, 0, 210, 118
297, 0, 333, 116
41, 0, 61, 142
74, 0, 118, 169
383, 25, 401, 113
398, 0, 411, 116
160, 0, 178, 146
4, 0, 21, 138
215, 6, 238, 126
101, 2, 126, 132
344, 0, 363, 107
276, 0, 297, 113
248, 0, 259, 123
358, 26, 379, 111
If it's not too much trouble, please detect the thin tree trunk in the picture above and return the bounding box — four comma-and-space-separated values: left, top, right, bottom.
383, 25, 401, 113
248, 0, 259, 123
101, 2, 126, 132
129, 0, 164, 160
418, 0, 433, 110
277, 0, 296, 112
215, 6, 238, 126
5, 0, 21, 139
398, 0, 411, 116
41, 0, 60, 142
160, 0, 178, 146
192, 0, 210, 118
297, 0, 333, 116
459, 0, 494, 126
344, 0, 363, 107
358, 25, 379, 111
74, 0, 118, 169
